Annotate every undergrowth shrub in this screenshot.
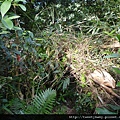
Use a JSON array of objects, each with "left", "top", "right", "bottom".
[{"left": 1, "top": 0, "right": 120, "bottom": 115}]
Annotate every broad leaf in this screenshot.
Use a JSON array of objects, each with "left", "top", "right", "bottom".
[
  {"left": 9, "top": 15, "right": 20, "bottom": 19},
  {"left": 2, "top": 17, "right": 13, "bottom": 29},
  {"left": 28, "top": 31, "right": 34, "bottom": 38},
  {"left": 13, "top": 26, "right": 22, "bottom": 30},
  {"left": 18, "top": 4, "right": 26, "bottom": 11},
  {"left": 116, "top": 34, "right": 120, "bottom": 42},
  {"left": 0, "top": 31, "right": 10, "bottom": 34},
  {"left": 53, "top": 70, "right": 60, "bottom": 73},
  {"left": 112, "top": 67, "right": 120, "bottom": 74},
  {"left": 107, "top": 104, "right": 120, "bottom": 110},
  {"left": 104, "top": 53, "right": 120, "bottom": 58},
  {"left": 0, "top": 84, "right": 6, "bottom": 89},
  {"left": 1, "top": 0, "right": 12, "bottom": 18},
  {"left": 116, "top": 81, "right": 120, "bottom": 87},
  {"left": 14, "top": 0, "right": 26, "bottom": 3},
  {"left": 96, "top": 107, "right": 117, "bottom": 114},
  {"left": 63, "top": 78, "right": 70, "bottom": 91}
]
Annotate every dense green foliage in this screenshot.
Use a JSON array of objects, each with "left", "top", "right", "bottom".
[{"left": 0, "top": 0, "right": 120, "bottom": 115}]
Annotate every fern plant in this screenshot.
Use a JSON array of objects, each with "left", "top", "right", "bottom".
[{"left": 25, "top": 88, "right": 56, "bottom": 114}]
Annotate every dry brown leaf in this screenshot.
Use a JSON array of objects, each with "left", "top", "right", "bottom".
[
  {"left": 88, "top": 69, "right": 116, "bottom": 88},
  {"left": 88, "top": 69, "right": 120, "bottom": 99}
]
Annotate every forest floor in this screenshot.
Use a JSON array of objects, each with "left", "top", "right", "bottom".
[{"left": 52, "top": 33, "right": 120, "bottom": 114}]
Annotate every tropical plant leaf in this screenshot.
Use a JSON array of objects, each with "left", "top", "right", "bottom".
[
  {"left": 116, "top": 82, "right": 120, "bottom": 87},
  {"left": 116, "top": 34, "right": 120, "bottom": 42},
  {"left": 96, "top": 107, "right": 117, "bottom": 114},
  {"left": 107, "top": 104, "right": 120, "bottom": 111},
  {"left": 63, "top": 78, "right": 70, "bottom": 92},
  {"left": 0, "top": 0, "right": 12, "bottom": 18},
  {"left": 18, "top": 4, "right": 26, "bottom": 11},
  {"left": 31, "top": 88, "right": 56, "bottom": 114},
  {"left": 2, "top": 17, "right": 13, "bottom": 29},
  {"left": 2, "top": 106, "right": 13, "bottom": 114},
  {"left": 104, "top": 53, "right": 120, "bottom": 58},
  {"left": 0, "top": 31, "right": 10, "bottom": 34},
  {"left": 14, "top": 0, "right": 26, "bottom": 3},
  {"left": 2, "top": 98, "right": 26, "bottom": 114},
  {"left": 13, "top": 26, "right": 22, "bottom": 30},
  {"left": 9, "top": 15, "right": 20, "bottom": 20},
  {"left": 112, "top": 67, "right": 120, "bottom": 74},
  {"left": 0, "top": 84, "right": 6, "bottom": 89}
]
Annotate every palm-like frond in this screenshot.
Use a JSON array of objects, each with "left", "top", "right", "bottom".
[{"left": 29, "top": 88, "right": 56, "bottom": 114}]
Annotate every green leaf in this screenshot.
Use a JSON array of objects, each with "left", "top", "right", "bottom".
[
  {"left": 11, "top": 43, "right": 18, "bottom": 47},
  {"left": 96, "top": 107, "right": 117, "bottom": 114},
  {"left": 9, "top": 15, "right": 20, "bottom": 19},
  {"left": 30, "top": 88, "right": 56, "bottom": 114},
  {"left": 81, "top": 73, "right": 86, "bottom": 83},
  {"left": 104, "top": 30, "right": 116, "bottom": 37},
  {"left": 0, "top": 84, "right": 6, "bottom": 89},
  {"left": 18, "top": 4, "right": 26, "bottom": 11},
  {"left": 0, "top": 0, "right": 12, "bottom": 18},
  {"left": 53, "top": 70, "right": 60, "bottom": 74},
  {"left": 116, "top": 34, "right": 120, "bottom": 42},
  {"left": 28, "top": 31, "right": 34, "bottom": 38},
  {"left": 0, "top": 31, "right": 10, "bottom": 34},
  {"left": 104, "top": 53, "right": 120, "bottom": 58},
  {"left": 2, "top": 106, "right": 13, "bottom": 114},
  {"left": 14, "top": 50, "right": 21, "bottom": 55},
  {"left": 13, "top": 26, "right": 22, "bottom": 30},
  {"left": 80, "top": 73, "right": 86, "bottom": 87},
  {"left": 2, "top": 17, "right": 13, "bottom": 29},
  {"left": 112, "top": 67, "right": 120, "bottom": 74},
  {"left": 14, "top": 0, "right": 26, "bottom": 3},
  {"left": 116, "top": 81, "right": 120, "bottom": 87},
  {"left": 107, "top": 104, "right": 120, "bottom": 110},
  {"left": 63, "top": 78, "right": 70, "bottom": 91}
]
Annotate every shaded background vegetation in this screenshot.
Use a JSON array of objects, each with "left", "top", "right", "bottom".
[{"left": 0, "top": 0, "right": 120, "bottom": 114}]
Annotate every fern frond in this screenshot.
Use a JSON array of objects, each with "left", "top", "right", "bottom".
[
  {"left": 63, "top": 78, "right": 70, "bottom": 92},
  {"left": 32, "top": 88, "right": 56, "bottom": 114}
]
